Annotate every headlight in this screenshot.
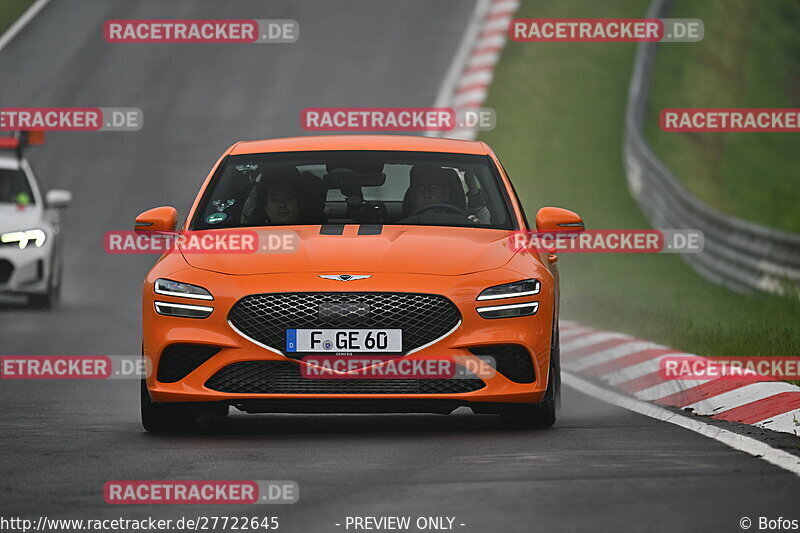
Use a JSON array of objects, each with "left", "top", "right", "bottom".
[
  {"left": 477, "top": 279, "right": 540, "bottom": 301},
  {"left": 477, "top": 301, "right": 539, "bottom": 319},
  {"left": 154, "top": 278, "right": 213, "bottom": 300},
  {"left": 0, "top": 229, "right": 46, "bottom": 249},
  {"left": 154, "top": 301, "right": 214, "bottom": 319}
]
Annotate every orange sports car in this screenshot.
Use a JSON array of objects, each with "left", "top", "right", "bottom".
[{"left": 137, "top": 135, "right": 583, "bottom": 432}]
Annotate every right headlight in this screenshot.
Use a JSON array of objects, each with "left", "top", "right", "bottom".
[
  {"left": 154, "top": 301, "right": 214, "bottom": 319},
  {"left": 0, "top": 229, "right": 47, "bottom": 249},
  {"left": 476, "top": 301, "right": 539, "bottom": 319},
  {"left": 154, "top": 278, "right": 213, "bottom": 300},
  {"left": 477, "top": 279, "right": 540, "bottom": 301}
]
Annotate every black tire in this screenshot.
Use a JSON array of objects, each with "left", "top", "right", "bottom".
[
  {"left": 28, "top": 278, "right": 58, "bottom": 309},
  {"left": 28, "top": 290, "right": 55, "bottom": 309},
  {"left": 552, "top": 325, "right": 562, "bottom": 409},
  {"left": 500, "top": 325, "right": 560, "bottom": 429},
  {"left": 28, "top": 254, "right": 61, "bottom": 309},
  {"left": 500, "top": 372, "right": 556, "bottom": 429},
  {"left": 140, "top": 378, "right": 198, "bottom": 433}
]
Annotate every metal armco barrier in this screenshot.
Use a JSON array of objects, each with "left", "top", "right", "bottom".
[{"left": 623, "top": 0, "right": 800, "bottom": 296}]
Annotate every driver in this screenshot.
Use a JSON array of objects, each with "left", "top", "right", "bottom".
[
  {"left": 409, "top": 163, "right": 448, "bottom": 208},
  {"left": 407, "top": 164, "right": 490, "bottom": 224}
]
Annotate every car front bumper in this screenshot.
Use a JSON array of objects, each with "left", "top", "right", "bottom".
[
  {"left": 0, "top": 242, "right": 52, "bottom": 295},
  {"left": 142, "top": 269, "right": 555, "bottom": 407}
]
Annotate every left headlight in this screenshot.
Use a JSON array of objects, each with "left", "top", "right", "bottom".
[
  {"left": 477, "top": 279, "right": 540, "bottom": 301},
  {"left": 154, "top": 278, "right": 214, "bottom": 300},
  {"left": 0, "top": 229, "right": 46, "bottom": 249}
]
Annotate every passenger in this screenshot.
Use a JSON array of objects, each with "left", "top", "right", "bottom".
[
  {"left": 264, "top": 178, "right": 304, "bottom": 225},
  {"left": 241, "top": 176, "right": 304, "bottom": 225}
]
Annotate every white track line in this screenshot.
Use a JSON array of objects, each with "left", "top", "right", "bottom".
[
  {"left": 564, "top": 371, "right": 800, "bottom": 477},
  {"left": 0, "top": 0, "right": 51, "bottom": 53}
]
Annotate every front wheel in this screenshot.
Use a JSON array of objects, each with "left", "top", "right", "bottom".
[
  {"left": 500, "top": 327, "right": 559, "bottom": 429},
  {"left": 140, "top": 379, "right": 198, "bottom": 433},
  {"left": 28, "top": 277, "right": 60, "bottom": 309},
  {"left": 28, "top": 289, "right": 56, "bottom": 309},
  {"left": 28, "top": 255, "right": 62, "bottom": 309},
  {"left": 500, "top": 369, "right": 557, "bottom": 429}
]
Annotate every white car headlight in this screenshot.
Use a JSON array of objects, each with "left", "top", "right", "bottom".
[
  {"left": 154, "top": 278, "right": 214, "bottom": 300},
  {"left": 477, "top": 279, "right": 540, "bottom": 301},
  {"left": 0, "top": 229, "right": 47, "bottom": 249},
  {"left": 154, "top": 301, "right": 214, "bottom": 319},
  {"left": 477, "top": 301, "right": 539, "bottom": 319}
]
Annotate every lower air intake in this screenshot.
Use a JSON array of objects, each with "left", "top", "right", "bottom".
[
  {"left": 205, "top": 361, "right": 485, "bottom": 394},
  {"left": 469, "top": 345, "right": 536, "bottom": 383},
  {"left": 157, "top": 344, "right": 220, "bottom": 383}
]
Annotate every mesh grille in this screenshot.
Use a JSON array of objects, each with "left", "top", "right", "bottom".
[
  {"left": 470, "top": 345, "right": 535, "bottom": 383},
  {"left": 157, "top": 344, "right": 220, "bottom": 383},
  {"left": 205, "top": 361, "right": 485, "bottom": 394},
  {"left": 228, "top": 292, "right": 461, "bottom": 355}
]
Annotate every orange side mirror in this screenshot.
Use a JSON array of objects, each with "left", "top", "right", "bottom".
[
  {"left": 135, "top": 206, "right": 178, "bottom": 233},
  {"left": 536, "top": 207, "right": 584, "bottom": 262},
  {"left": 535, "top": 207, "right": 584, "bottom": 233}
]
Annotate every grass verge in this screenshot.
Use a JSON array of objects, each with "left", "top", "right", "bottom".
[
  {"left": 482, "top": 0, "right": 800, "bottom": 360},
  {"left": 645, "top": 0, "right": 800, "bottom": 232}
]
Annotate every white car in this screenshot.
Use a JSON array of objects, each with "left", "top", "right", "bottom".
[{"left": 0, "top": 135, "right": 71, "bottom": 308}]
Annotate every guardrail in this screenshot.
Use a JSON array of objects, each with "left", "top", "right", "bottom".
[{"left": 623, "top": 0, "right": 800, "bottom": 297}]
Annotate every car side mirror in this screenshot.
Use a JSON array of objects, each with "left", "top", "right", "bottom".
[
  {"left": 535, "top": 207, "right": 584, "bottom": 233},
  {"left": 45, "top": 189, "right": 72, "bottom": 209},
  {"left": 135, "top": 206, "right": 178, "bottom": 232},
  {"left": 535, "top": 207, "right": 584, "bottom": 264}
]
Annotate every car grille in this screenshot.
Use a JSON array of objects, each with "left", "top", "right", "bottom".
[
  {"left": 228, "top": 292, "right": 461, "bottom": 355},
  {"left": 157, "top": 344, "right": 220, "bottom": 383},
  {"left": 205, "top": 361, "right": 485, "bottom": 394},
  {"left": 469, "top": 345, "right": 536, "bottom": 383},
  {"left": 0, "top": 259, "right": 13, "bottom": 284}
]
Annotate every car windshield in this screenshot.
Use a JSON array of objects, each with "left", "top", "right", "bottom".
[
  {"left": 0, "top": 168, "right": 35, "bottom": 205},
  {"left": 193, "top": 150, "right": 515, "bottom": 230}
]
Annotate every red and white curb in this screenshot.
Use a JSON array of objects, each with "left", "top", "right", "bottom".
[
  {"left": 560, "top": 321, "right": 800, "bottom": 436},
  {"left": 427, "top": 0, "right": 520, "bottom": 140}
]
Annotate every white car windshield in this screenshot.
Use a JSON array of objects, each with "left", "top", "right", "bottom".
[{"left": 0, "top": 168, "right": 35, "bottom": 205}]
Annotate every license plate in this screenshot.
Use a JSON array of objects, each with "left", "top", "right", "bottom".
[{"left": 286, "top": 329, "right": 402, "bottom": 353}]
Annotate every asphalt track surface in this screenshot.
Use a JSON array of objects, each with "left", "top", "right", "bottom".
[{"left": 0, "top": 1, "right": 798, "bottom": 532}]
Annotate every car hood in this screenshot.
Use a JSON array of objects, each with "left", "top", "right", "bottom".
[
  {"left": 0, "top": 204, "right": 43, "bottom": 234},
  {"left": 180, "top": 225, "right": 519, "bottom": 276}
]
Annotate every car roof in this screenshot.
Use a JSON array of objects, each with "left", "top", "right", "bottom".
[{"left": 229, "top": 135, "right": 492, "bottom": 156}]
